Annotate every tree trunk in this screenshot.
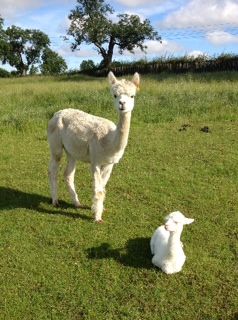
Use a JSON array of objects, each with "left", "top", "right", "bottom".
[
  {"left": 101, "top": 54, "right": 113, "bottom": 69},
  {"left": 100, "top": 37, "right": 115, "bottom": 69}
]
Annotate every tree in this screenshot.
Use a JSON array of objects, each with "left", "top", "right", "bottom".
[
  {"left": 2, "top": 26, "right": 50, "bottom": 75},
  {"left": 40, "top": 48, "right": 67, "bottom": 75},
  {"left": 67, "top": 0, "right": 161, "bottom": 69},
  {"left": 0, "top": 16, "right": 7, "bottom": 61},
  {"left": 80, "top": 59, "right": 96, "bottom": 71}
]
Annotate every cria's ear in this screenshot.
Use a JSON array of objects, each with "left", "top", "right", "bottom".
[
  {"left": 132, "top": 72, "right": 140, "bottom": 90},
  {"left": 184, "top": 218, "right": 194, "bottom": 225},
  {"left": 108, "top": 71, "right": 117, "bottom": 85}
]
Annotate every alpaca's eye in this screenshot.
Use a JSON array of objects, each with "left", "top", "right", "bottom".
[
  {"left": 114, "top": 94, "right": 117, "bottom": 98},
  {"left": 131, "top": 95, "right": 135, "bottom": 98}
]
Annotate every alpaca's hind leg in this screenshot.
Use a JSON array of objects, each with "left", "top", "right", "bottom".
[
  {"left": 64, "top": 155, "right": 80, "bottom": 207},
  {"left": 92, "top": 165, "right": 104, "bottom": 222},
  {"left": 48, "top": 155, "right": 61, "bottom": 206}
]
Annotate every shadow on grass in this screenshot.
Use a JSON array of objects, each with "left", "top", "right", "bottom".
[
  {"left": 0, "top": 186, "right": 92, "bottom": 221},
  {"left": 86, "top": 237, "right": 153, "bottom": 269}
]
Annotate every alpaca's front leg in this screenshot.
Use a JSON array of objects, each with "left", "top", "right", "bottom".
[
  {"left": 92, "top": 165, "right": 105, "bottom": 222},
  {"left": 101, "top": 163, "right": 114, "bottom": 189}
]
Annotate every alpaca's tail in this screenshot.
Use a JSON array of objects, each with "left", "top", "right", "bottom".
[{"left": 47, "top": 112, "right": 63, "bottom": 161}]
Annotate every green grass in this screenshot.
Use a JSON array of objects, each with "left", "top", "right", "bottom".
[{"left": 0, "top": 72, "right": 237, "bottom": 320}]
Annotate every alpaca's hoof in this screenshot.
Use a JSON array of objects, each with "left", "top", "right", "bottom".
[
  {"left": 52, "top": 201, "right": 59, "bottom": 207},
  {"left": 95, "top": 219, "right": 104, "bottom": 223},
  {"left": 74, "top": 202, "right": 81, "bottom": 208}
]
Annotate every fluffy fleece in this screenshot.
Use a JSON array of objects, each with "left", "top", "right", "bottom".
[
  {"left": 47, "top": 72, "right": 140, "bottom": 222},
  {"left": 150, "top": 211, "right": 194, "bottom": 274}
]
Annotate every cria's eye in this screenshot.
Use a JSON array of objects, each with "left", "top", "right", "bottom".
[
  {"left": 114, "top": 94, "right": 117, "bottom": 98},
  {"left": 131, "top": 95, "right": 135, "bottom": 98}
]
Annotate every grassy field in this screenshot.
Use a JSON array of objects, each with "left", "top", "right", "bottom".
[{"left": 0, "top": 72, "right": 237, "bottom": 320}]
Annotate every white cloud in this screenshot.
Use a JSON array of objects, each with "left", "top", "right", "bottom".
[
  {"left": 0, "top": 0, "right": 71, "bottom": 20},
  {"left": 57, "top": 45, "right": 99, "bottom": 59},
  {"left": 123, "top": 39, "right": 183, "bottom": 58},
  {"left": 0, "top": 0, "right": 41, "bottom": 19},
  {"left": 187, "top": 50, "right": 204, "bottom": 57},
  {"left": 206, "top": 30, "right": 238, "bottom": 45},
  {"left": 187, "top": 50, "right": 209, "bottom": 59},
  {"left": 161, "top": 0, "right": 238, "bottom": 28},
  {"left": 116, "top": 0, "right": 165, "bottom": 7}
]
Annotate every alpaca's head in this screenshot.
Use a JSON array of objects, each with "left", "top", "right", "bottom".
[
  {"left": 108, "top": 72, "right": 140, "bottom": 113},
  {"left": 164, "top": 211, "right": 194, "bottom": 233}
]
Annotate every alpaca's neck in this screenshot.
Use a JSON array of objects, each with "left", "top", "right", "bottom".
[
  {"left": 113, "top": 112, "right": 131, "bottom": 151},
  {"left": 167, "top": 231, "right": 182, "bottom": 257}
]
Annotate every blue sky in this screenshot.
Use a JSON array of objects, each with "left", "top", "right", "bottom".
[{"left": 1, "top": 0, "right": 238, "bottom": 71}]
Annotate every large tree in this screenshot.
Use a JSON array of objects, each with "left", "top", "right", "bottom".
[
  {"left": 2, "top": 26, "right": 50, "bottom": 75},
  {"left": 41, "top": 48, "right": 67, "bottom": 75},
  {"left": 67, "top": 0, "right": 161, "bottom": 69}
]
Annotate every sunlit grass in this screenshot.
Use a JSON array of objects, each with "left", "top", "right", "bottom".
[{"left": 0, "top": 72, "right": 237, "bottom": 319}]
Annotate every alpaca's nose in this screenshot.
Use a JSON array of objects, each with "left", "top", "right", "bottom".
[
  {"left": 119, "top": 100, "right": 125, "bottom": 106},
  {"left": 119, "top": 100, "right": 126, "bottom": 110}
]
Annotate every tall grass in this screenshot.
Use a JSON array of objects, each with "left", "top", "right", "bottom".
[{"left": 0, "top": 72, "right": 237, "bottom": 320}]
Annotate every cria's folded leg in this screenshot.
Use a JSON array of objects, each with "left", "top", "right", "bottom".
[
  {"left": 64, "top": 154, "right": 80, "bottom": 207},
  {"left": 92, "top": 165, "right": 105, "bottom": 222}
]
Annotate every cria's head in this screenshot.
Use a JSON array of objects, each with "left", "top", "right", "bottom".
[
  {"left": 108, "top": 72, "right": 140, "bottom": 114},
  {"left": 164, "top": 211, "right": 194, "bottom": 232}
]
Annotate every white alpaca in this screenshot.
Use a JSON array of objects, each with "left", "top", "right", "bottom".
[
  {"left": 150, "top": 211, "right": 194, "bottom": 274},
  {"left": 47, "top": 72, "right": 140, "bottom": 222}
]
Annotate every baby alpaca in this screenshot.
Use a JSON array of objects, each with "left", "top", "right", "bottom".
[
  {"left": 47, "top": 72, "right": 140, "bottom": 222},
  {"left": 150, "top": 211, "right": 194, "bottom": 274}
]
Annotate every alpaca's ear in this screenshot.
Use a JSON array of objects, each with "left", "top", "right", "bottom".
[
  {"left": 184, "top": 218, "right": 194, "bottom": 225},
  {"left": 108, "top": 71, "right": 117, "bottom": 85},
  {"left": 132, "top": 72, "right": 140, "bottom": 90}
]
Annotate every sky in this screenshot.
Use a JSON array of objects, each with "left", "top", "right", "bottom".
[{"left": 1, "top": 0, "right": 238, "bottom": 71}]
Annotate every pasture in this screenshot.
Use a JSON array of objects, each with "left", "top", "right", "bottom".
[{"left": 0, "top": 72, "right": 237, "bottom": 320}]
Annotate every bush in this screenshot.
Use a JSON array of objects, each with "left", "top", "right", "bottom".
[{"left": 0, "top": 67, "right": 10, "bottom": 77}]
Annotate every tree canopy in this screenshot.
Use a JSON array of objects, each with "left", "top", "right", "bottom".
[
  {"left": 0, "top": 19, "right": 67, "bottom": 76},
  {"left": 1, "top": 26, "right": 50, "bottom": 75},
  {"left": 67, "top": 0, "right": 161, "bottom": 69},
  {"left": 40, "top": 48, "right": 67, "bottom": 75}
]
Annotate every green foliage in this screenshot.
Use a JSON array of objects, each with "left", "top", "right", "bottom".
[
  {"left": 40, "top": 48, "right": 67, "bottom": 75},
  {"left": 0, "top": 16, "right": 7, "bottom": 61},
  {"left": 80, "top": 59, "right": 97, "bottom": 71},
  {"left": 2, "top": 25, "right": 50, "bottom": 75},
  {"left": 0, "top": 73, "right": 237, "bottom": 319},
  {"left": 0, "top": 67, "right": 10, "bottom": 77},
  {"left": 29, "top": 65, "right": 38, "bottom": 75},
  {"left": 115, "top": 14, "right": 160, "bottom": 53},
  {"left": 68, "top": 0, "right": 160, "bottom": 68}
]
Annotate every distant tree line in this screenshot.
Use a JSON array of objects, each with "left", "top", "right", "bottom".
[
  {"left": 0, "top": 16, "right": 67, "bottom": 76},
  {"left": 78, "top": 54, "right": 238, "bottom": 77}
]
